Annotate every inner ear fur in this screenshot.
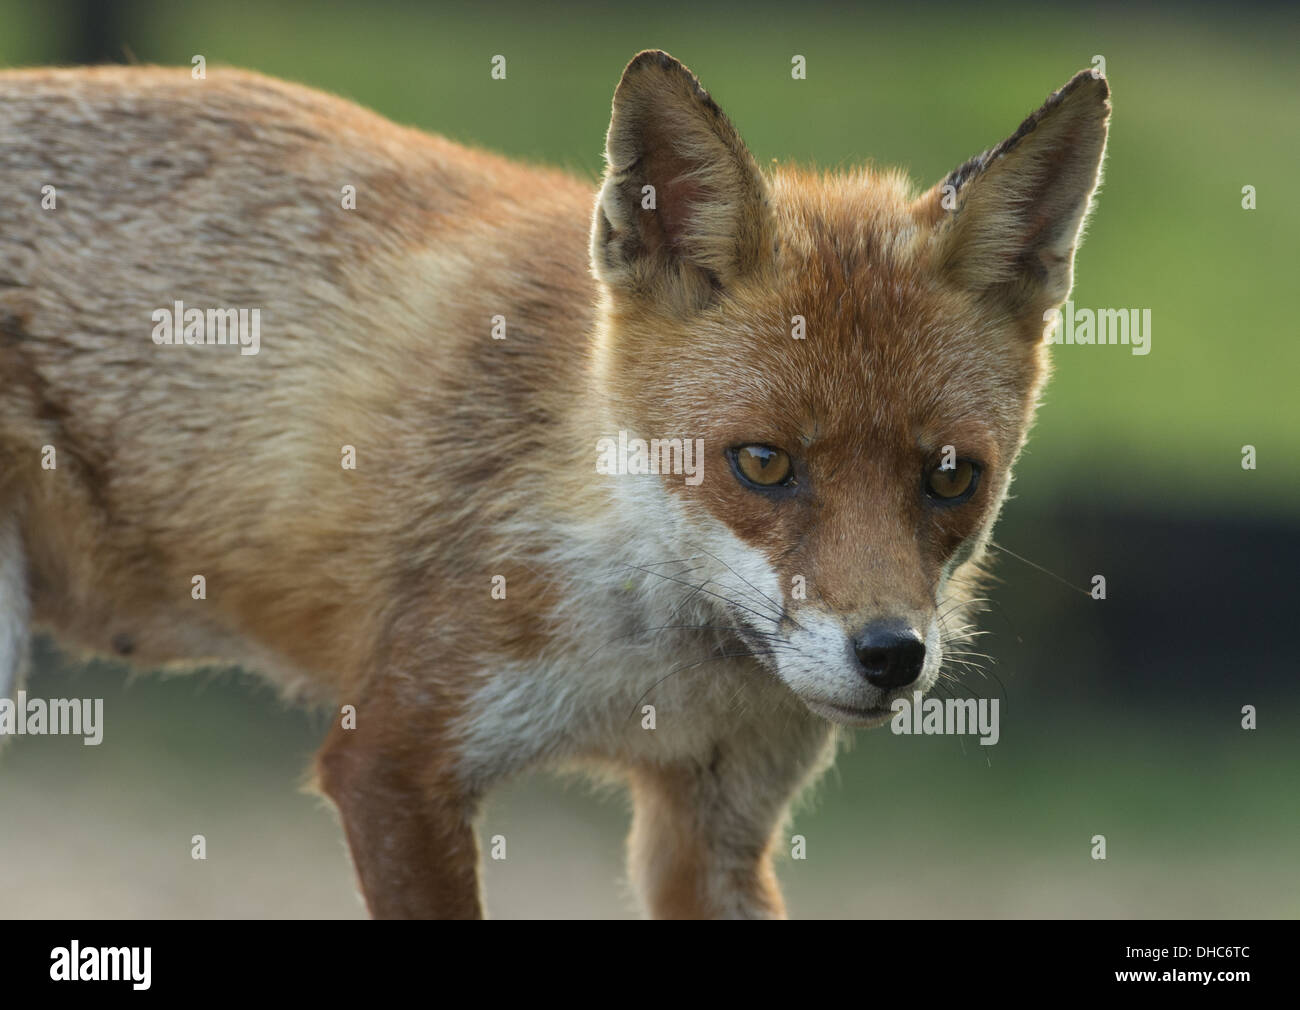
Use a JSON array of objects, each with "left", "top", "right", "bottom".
[
  {"left": 924, "top": 70, "right": 1111, "bottom": 320},
  {"left": 590, "top": 49, "right": 773, "bottom": 313}
]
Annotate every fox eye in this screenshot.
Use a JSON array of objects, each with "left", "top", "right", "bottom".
[
  {"left": 730, "top": 445, "right": 794, "bottom": 488},
  {"left": 926, "top": 459, "right": 979, "bottom": 503}
]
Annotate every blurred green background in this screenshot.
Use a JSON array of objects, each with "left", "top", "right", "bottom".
[{"left": 0, "top": 0, "right": 1295, "bottom": 918}]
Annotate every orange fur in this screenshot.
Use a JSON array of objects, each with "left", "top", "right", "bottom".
[{"left": 0, "top": 53, "right": 1109, "bottom": 918}]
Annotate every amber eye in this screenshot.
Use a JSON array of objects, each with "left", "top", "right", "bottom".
[
  {"left": 730, "top": 445, "right": 794, "bottom": 488},
  {"left": 926, "top": 459, "right": 979, "bottom": 503}
]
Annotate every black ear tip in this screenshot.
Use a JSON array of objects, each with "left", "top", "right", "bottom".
[
  {"left": 1062, "top": 68, "right": 1111, "bottom": 105},
  {"left": 623, "top": 49, "right": 686, "bottom": 78},
  {"left": 615, "top": 50, "right": 716, "bottom": 115}
]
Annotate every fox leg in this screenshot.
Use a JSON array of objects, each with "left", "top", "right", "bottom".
[
  {"left": 0, "top": 513, "right": 29, "bottom": 701},
  {"left": 627, "top": 719, "right": 835, "bottom": 920},
  {"left": 314, "top": 692, "right": 483, "bottom": 919}
]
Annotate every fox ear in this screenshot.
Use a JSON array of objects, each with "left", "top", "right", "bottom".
[
  {"left": 591, "top": 50, "right": 772, "bottom": 313},
  {"left": 926, "top": 70, "right": 1110, "bottom": 319}
]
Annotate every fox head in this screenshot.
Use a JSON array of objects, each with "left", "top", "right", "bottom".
[{"left": 590, "top": 51, "right": 1109, "bottom": 725}]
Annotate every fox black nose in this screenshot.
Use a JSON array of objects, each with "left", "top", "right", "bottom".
[{"left": 853, "top": 622, "right": 926, "bottom": 689}]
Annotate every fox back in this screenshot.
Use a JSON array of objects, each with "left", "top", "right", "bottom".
[{"left": 0, "top": 52, "right": 1108, "bottom": 918}]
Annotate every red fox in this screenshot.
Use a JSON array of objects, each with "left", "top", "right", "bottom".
[{"left": 0, "top": 51, "right": 1109, "bottom": 918}]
